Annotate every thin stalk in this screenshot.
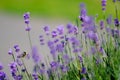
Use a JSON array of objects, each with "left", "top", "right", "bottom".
[
  {"left": 21, "top": 58, "right": 32, "bottom": 80},
  {"left": 27, "top": 24, "right": 32, "bottom": 50}
]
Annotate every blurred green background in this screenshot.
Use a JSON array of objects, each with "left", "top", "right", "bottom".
[{"left": 0, "top": 0, "right": 120, "bottom": 21}]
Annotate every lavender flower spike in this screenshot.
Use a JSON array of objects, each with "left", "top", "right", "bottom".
[
  {"left": 23, "top": 12, "right": 30, "bottom": 24},
  {"left": 101, "top": 0, "right": 107, "bottom": 11}
]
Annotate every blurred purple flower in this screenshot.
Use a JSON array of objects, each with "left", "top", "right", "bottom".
[
  {"left": 81, "top": 67, "right": 87, "bottom": 74},
  {"left": 14, "top": 44, "right": 20, "bottom": 52},
  {"left": 60, "top": 65, "right": 68, "bottom": 72},
  {"left": 87, "top": 31, "right": 99, "bottom": 42},
  {"left": 113, "top": 0, "right": 116, "bottom": 2},
  {"left": 43, "top": 26, "right": 50, "bottom": 35},
  {"left": 101, "top": 0, "right": 107, "bottom": 11},
  {"left": 0, "top": 71, "right": 6, "bottom": 80},
  {"left": 56, "top": 43, "right": 64, "bottom": 52},
  {"left": 32, "top": 46, "right": 40, "bottom": 63},
  {"left": 25, "top": 26, "right": 31, "bottom": 31},
  {"left": 0, "top": 63, "right": 3, "bottom": 70},
  {"left": 23, "top": 12, "right": 30, "bottom": 24},
  {"left": 100, "top": 20, "right": 104, "bottom": 30},
  {"left": 57, "top": 25, "right": 64, "bottom": 35},
  {"left": 63, "top": 54, "right": 70, "bottom": 64},
  {"left": 106, "top": 15, "right": 112, "bottom": 25},
  {"left": 50, "top": 61, "right": 58, "bottom": 70},
  {"left": 78, "top": 55, "right": 83, "bottom": 63},
  {"left": 8, "top": 48, "right": 13, "bottom": 55},
  {"left": 70, "top": 37, "right": 80, "bottom": 46},
  {"left": 51, "top": 30, "right": 57, "bottom": 38},
  {"left": 80, "top": 3, "right": 87, "bottom": 17},
  {"left": 114, "top": 18, "right": 119, "bottom": 27},
  {"left": 32, "top": 73, "right": 38, "bottom": 80}
]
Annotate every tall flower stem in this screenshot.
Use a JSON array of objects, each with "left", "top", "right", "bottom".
[
  {"left": 27, "top": 24, "right": 32, "bottom": 50},
  {"left": 21, "top": 58, "right": 32, "bottom": 80}
]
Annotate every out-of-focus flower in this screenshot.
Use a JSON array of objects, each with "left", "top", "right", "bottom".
[
  {"left": 87, "top": 31, "right": 99, "bottom": 42},
  {"left": 32, "top": 73, "right": 38, "bottom": 80},
  {"left": 100, "top": 20, "right": 104, "bottom": 30},
  {"left": 106, "top": 15, "right": 112, "bottom": 25},
  {"left": 8, "top": 48, "right": 13, "bottom": 55},
  {"left": 51, "top": 30, "right": 57, "bottom": 38},
  {"left": 43, "top": 26, "right": 50, "bottom": 35},
  {"left": 50, "top": 61, "right": 58, "bottom": 70},
  {"left": 114, "top": 18, "right": 119, "bottom": 27},
  {"left": 81, "top": 67, "right": 87, "bottom": 74},
  {"left": 101, "top": 0, "right": 107, "bottom": 11},
  {"left": 32, "top": 46, "right": 40, "bottom": 63},
  {"left": 56, "top": 43, "right": 64, "bottom": 52},
  {"left": 0, "top": 63, "right": 3, "bottom": 70},
  {"left": 57, "top": 25, "right": 64, "bottom": 35},
  {"left": 25, "top": 26, "right": 31, "bottom": 31},
  {"left": 23, "top": 12, "right": 30, "bottom": 24},
  {"left": 60, "top": 65, "right": 68, "bottom": 72},
  {"left": 0, "top": 71, "right": 6, "bottom": 80},
  {"left": 80, "top": 3, "right": 87, "bottom": 17},
  {"left": 14, "top": 44, "right": 20, "bottom": 52}
]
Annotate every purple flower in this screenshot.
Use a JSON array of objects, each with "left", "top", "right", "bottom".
[
  {"left": 60, "top": 65, "right": 68, "bottom": 72},
  {"left": 63, "top": 54, "right": 70, "bottom": 64},
  {"left": 9, "top": 62, "right": 17, "bottom": 70},
  {"left": 44, "top": 26, "right": 49, "bottom": 32},
  {"left": 106, "top": 15, "right": 112, "bottom": 25},
  {"left": 80, "top": 3, "right": 87, "bottom": 17},
  {"left": 54, "top": 39, "right": 59, "bottom": 43},
  {"left": 113, "top": 0, "right": 116, "bottom": 2},
  {"left": 81, "top": 67, "right": 87, "bottom": 74},
  {"left": 14, "top": 44, "right": 20, "bottom": 52},
  {"left": 56, "top": 43, "right": 64, "bottom": 52},
  {"left": 87, "top": 31, "right": 99, "bottom": 42},
  {"left": 70, "top": 37, "right": 80, "bottom": 46},
  {"left": 57, "top": 25, "right": 64, "bottom": 35},
  {"left": 50, "top": 61, "right": 58, "bottom": 70},
  {"left": 78, "top": 56, "right": 83, "bottom": 63},
  {"left": 25, "top": 26, "right": 31, "bottom": 31},
  {"left": 47, "top": 40, "right": 54, "bottom": 49},
  {"left": 32, "top": 46, "right": 40, "bottom": 63},
  {"left": 32, "top": 73, "right": 38, "bottom": 80},
  {"left": 43, "top": 26, "right": 50, "bottom": 35},
  {"left": 51, "top": 30, "right": 57, "bottom": 38},
  {"left": 73, "top": 26, "right": 79, "bottom": 34},
  {"left": 8, "top": 48, "right": 13, "bottom": 55},
  {"left": 91, "top": 46, "right": 97, "bottom": 54},
  {"left": 17, "top": 75, "right": 23, "bottom": 80},
  {"left": 101, "top": 0, "right": 107, "bottom": 11},
  {"left": 23, "top": 12, "right": 30, "bottom": 24},
  {"left": 0, "top": 71, "right": 6, "bottom": 80},
  {"left": 0, "top": 63, "right": 3, "bottom": 70},
  {"left": 100, "top": 20, "right": 104, "bottom": 29},
  {"left": 114, "top": 18, "right": 119, "bottom": 27},
  {"left": 66, "top": 23, "right": 73, "bottom": 29}
]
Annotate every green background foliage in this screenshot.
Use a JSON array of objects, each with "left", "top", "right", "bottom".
[{"left": 0, "top": 0, "right": 119, "bottom": 20}]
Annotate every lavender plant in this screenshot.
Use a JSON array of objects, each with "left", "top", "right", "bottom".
[{"left": 0, "top": 1, "right": 120, "bottom": 80}]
